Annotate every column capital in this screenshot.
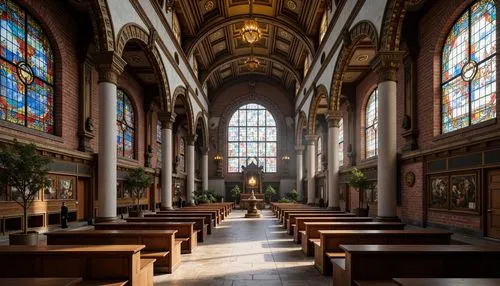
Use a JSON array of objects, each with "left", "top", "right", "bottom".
[
  {"left": 304, "top": 134, "right": 319, "bottom": 145},
  {"left": 201, "top": 147, "right": 210, "bottom": 155},
  {"left": 92, "top": 51, "right": 127, "bottom": 84},
  {"left": 159, "top": 112, "right": 176, "bottom": 129},
  {"left": 326, "top": 110, "right": 342, "bottom": 128},
  {"left": 186, "top": 134, "right": 198, "bottom": 145},
  {"left": 371, "top": 51, "right": 405, "bottom": 82},
  {"left": 295, "top": 145, "right": 305, "bottom": 154}
]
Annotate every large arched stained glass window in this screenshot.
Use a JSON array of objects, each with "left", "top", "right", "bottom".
[
  {"left": 117, "top": 89, "right": 135, "bottom": 159},
  {"left": 442, "top": 0, "right": 496, "bottom": 133},
  {"left": 365, "top": 88, "right": 378, "bottom": 158},
  {"left": 228, "top": 103, "right": 277, "bottom": 173},
  {"left": 0, "top": 0, "right": 54, "bottom": 133},
  {"left": 338, "top": 118, "right": 344, "bottom": 166}
]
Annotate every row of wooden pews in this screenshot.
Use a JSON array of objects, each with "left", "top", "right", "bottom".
[
  {"left": 272, "top": 202, "right": 500, "bottom": 286},
  {"left": 0, "top": 202, "right": 233, "bottom": 286}
]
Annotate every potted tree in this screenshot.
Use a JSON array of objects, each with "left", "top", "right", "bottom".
[
  {"left": 0, "top": 140, "right": 51, "bottom": 245},
  {"left": 285, "top": 189, "right": 299, "bottom": 202},
  {"left": 264, "top": 185, "right": 277, "bottom": 204},
  {"left": 348, "top": 168, "right": 375, "bottom": 217},
  {"left": 230, "top": 185, "right": 241, "bottom": 206},
  {"left": 124, "top": 167, "right": 152, "bottom": 217}
]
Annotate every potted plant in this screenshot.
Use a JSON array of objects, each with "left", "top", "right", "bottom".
[
  {"left": 124, "top": 167, "right": 152, "bottom": 217},
  {"left": 230, "top": 185, "right": 241, "bottom": 205},
  {"left": 264, "top": 185, "right": 277, "bottom": 204},
  {"left": 348, "top": 168, "right": 375, "bottom": 217},
  {"left": 0, "top": 140, "right": 52, "bottom": 245},
  {"left": 285, "top": 189, "right": 299, "bottom": 202}
]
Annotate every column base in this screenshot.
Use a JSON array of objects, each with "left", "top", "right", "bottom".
[
  {"left": 307, "top": 203, "right": 315, "bottom": 206},
  {"left": 160, "top": 206, "right": 175, "bottom": 211},
  {"left": 374, "top": 216, "right": 401, "bottom": 222},
  {"left": 95, "top": 216, "right": 120, "bottom": 223},
  {"left": 327, "top": 206, "right": 341, "bottom": 211}
]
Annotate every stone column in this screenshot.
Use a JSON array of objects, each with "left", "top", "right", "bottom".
[
  {"left": 202, "top": 148, "right": 209, "bottom": 191},
  {"left": 186, "top": 134, "right": 197, "bottom": 205},
  {"left": 295, "top": 146, "right": 305, "bottom": 200},
  {"left": 305, "top": 135, "right": 318, "bottom": 205},
  {"left": 327, "top": 111, "right": 341, "bottom": 210},
  {"left": 93, "top": 51, "right": 126, "bottom": 221},
  {"left": 160, "top": 113, "right": 176, "bottom": 210},
  {"left": 372, "top": 51, "right": 404, "bottom": 221}
]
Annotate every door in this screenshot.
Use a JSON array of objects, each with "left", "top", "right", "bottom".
[
  {"left": 77, "top": 178, "right": 87, "bottom": 221},
  {"left": 488, "top": 170, "right": 500, "bottom": 239}
]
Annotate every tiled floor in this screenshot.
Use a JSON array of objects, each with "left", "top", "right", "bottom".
[{"left": 155, "top": 209, "right": 331, "bottom": 286}]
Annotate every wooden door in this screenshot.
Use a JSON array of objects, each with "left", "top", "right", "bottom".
[
  {"left": 77, "top": 178, "right": 87, "bottom": 221},
  {"left": 487, "top": 170, "right": 500, "bottom": 239}
]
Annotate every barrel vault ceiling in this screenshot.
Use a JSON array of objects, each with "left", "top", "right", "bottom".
[{"left": 173, "top": 0, "right": 329, "bottom": 97}]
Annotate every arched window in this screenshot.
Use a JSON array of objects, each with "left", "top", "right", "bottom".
[
  {"left": 441, "top": 0, "right": 496, "bottom": 133},
  {"left": 157, "top": 120, "right": 162, "bottom": 164},
  {"left": 365, "top": 88, "right": 378, "bottom": 158},
  {"left": 178, "top": 137, "right": 185, "bottom": 172},
  {"left": 319, "top": 11, "right": 328, "bottom": 43},
  {"left": 338, "top": 118, "right": 344, "bottom": 166},
  {"left": 117, "top": 89, "right": 135, "bottom": 159},
  {"left": 0, "top": 0, "right": 54, "bottom": 133},
  {"left": 227, "top": 103, "right": 277, "bottom": 173},
  {"left": 316, "top": 136, "right": 322, "bottom": 172}
]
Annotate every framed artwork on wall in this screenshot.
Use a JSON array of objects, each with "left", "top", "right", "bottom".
[
  {"left": 429, "top": 176, "right": 449, "bottom": 209},
  {"left": 58, "top": 177, "right": 75, "bottom": 200},
  {"left": 450, "top": 173, "right": 478, "bottom": 211}
]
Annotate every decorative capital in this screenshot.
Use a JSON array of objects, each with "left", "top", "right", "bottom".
[
  {"left": 304, "top": 134, "right": 319, "bottom": 145},
  {"left": 295, "top": 145, "right": 305, "bottom": 155},
  {"left": 158, "top": 112, "right": 176, "bottom": 129},
  {"left": 186, "top": 134, "right": 198, "bottom": 145},
  {"left": 92, "top": 51, "right": 127, "bottom": 84},
  {"left": 326, "top": 110, "right": 341, "bottom": 128},
  {"left": 201, "top": 147, "right": 210, "bottom": 155},
  {"left": 371, "top": 51, "right": 405, "bottom": 82}
]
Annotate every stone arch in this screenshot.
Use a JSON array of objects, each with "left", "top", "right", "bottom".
[
  {"left": 307, "top": 84, "right": 329, "bottom": 135},
  {"left": 172, "top": 86, "right": 195, "bottom": 137},
  {"left": 194, "top": 112, "right": 209, "bottom": 150},
  {"left": 295, "top": 111, "right": 307, "bottom": 146},
  {"left": 88, "top": 0, "right": 115, "bottom": 51},
  {"left": 115, "top": 23, "right": 171, "bottom": 112},
  {"left": 329, "top": 21, "right": 379, "bottom": 112}
]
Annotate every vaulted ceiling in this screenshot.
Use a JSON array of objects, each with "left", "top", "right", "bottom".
[{"left": 173, "top": 0, "right": 329, "bottom": 97}]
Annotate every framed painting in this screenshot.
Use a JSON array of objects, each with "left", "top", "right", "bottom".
[
  {"left": 450, "top": 173, "right": 478, "bottom": 211},
  {"left": 58, "top": 177, "right": 75, "bottom": 200},
  {"left": 429, "top": 176, "right": 449, "bottom": 209}
]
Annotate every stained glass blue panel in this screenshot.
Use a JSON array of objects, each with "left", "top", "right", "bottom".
[
  {"left": 247, "top": 109, "right": 258, "bottom": 126},
  {"left": 247, "top": 127, "right": 257, "bottom": 141},
  {"left": 247, "top": 142, "right": 257, "bottom": 157},
  {"left": 0, "top": 0, "right": 25, "bottom": 64},
  {"left": 228, "top": 158, "right": 239, "bottom": 173},
  {"left": 471, "top": 57, "right": 496, "bottom": 124},
  {"left": 365, "top": 89, "right": 378, "bottom": 158},
  {"left": 26, "top": 77, "right": 53, "bottom": 132},
  {"left": 228, "top": 142, "right": 238, "bottom": 157},
  {"left": 117, "top": 89, "right": 135, "bottom": 159},
  {"left": 228, "top": 127, "right": 238, "bottom": 141},
  {"left": 27, "top": 16, "right": 53, "bottom": 84},
  {"left": 157, "top": 120, "right": 162, "bottom": 143}
]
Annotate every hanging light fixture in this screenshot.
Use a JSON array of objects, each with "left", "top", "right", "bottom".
[
  {"left": 245, "top": 45, "right": 260, "bottom": 71},
  {"left": 241, "top": 0, "right": 261, "bottom": 45}
]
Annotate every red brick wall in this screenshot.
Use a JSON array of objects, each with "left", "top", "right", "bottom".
[
  {"left": 428, "top": 211, "right": 481, "bottom": 232},
  {"left": 398, "top": 162, "right": 424, "bottom": 225}
]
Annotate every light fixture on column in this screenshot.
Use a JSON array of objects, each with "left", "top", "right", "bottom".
[
  {"left": 240, "top": 0, "right": 261, "bottom": 45},
  {"left": 214, "top": 153, "right": 223, "bottom": 178}
]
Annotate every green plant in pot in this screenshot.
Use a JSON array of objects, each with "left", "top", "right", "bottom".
[
  {"left": 230, "top": 185, "right": 241, "bottom": 205},
  {"left": 124, "top": 167, "right": 152, "bottom": 217},
  {"left": 348, "top": 168, "right": 375, "bottom": 217},
  {"left": 264, "top": 185, "right": 277, "bottom": 204},
  {"left": 0, "top": 140, "right": 52, "bottom": 245},
  {"left": 285, "top": 189, "right": 299, "bottom": 202}
]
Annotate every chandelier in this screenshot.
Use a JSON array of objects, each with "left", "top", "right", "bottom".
[
  {"left": 240, "top": 0, "right": 261, "bottom": 45},
  {"left": 245, "top": 55, "right": 260, "bottom": 71}
]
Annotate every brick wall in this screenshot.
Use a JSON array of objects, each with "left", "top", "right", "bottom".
[{"left": 398, "top": 162, "right": 424, "bottom": 226}]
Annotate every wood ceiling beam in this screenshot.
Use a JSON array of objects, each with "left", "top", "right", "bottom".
[{"left": 185, "top": 14, "right": 315, "bottom": 59}]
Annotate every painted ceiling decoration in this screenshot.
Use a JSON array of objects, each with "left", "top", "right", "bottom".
[{"left": 173, "top": 0, "right": 329, "bottom": 97}]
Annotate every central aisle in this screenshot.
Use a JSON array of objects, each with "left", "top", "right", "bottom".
[{"left": 155, "top": 209, "right": 331, "bottom": 286}]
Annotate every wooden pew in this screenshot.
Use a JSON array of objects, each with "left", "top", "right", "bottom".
[
  {"left": 0, "top": 245, "right": 150, "bottom": 286},
  {"left": 126, "top": 217, "right": 208, "bottom": 242},
  {"left": 315, "top": 229, "right": 452, "bottom": 275},
  {"left": 0, "top": 277, "right": 83, "bottom": 286},
  {"left": 301, "top": 222, "right": 405, "bottom": 256},
  {"left": 286, "top": 212, "right": 356, "bottom": 233},
  {"left": 335, "top": 245, "right": 500, "bottom": 286},
  {"left": 278, "top": 207, "right": 319, "bottom": 221},
  {"left": 182, "top": 206, "right": 225, "bottom": 220},
  {"left": 281, "top": 210, "right": 345, "bottom": 225},
  {"left": 94, "top": 222, "right": 197, "bottom": 254},
  {"left": 46, "top": 230, "right": 181, "bottom": 274},
  {"left": 294, "top": 217, "right": 373, "bottom": 243},
  {"left": 391, "top": 278, "right": 500, "bottom": 286},
  {"left": 163, "top": 209, "right": 221, "bottom": 224},
  {"left": 146, "top": 212, "right": 215, "bottom": 233}
]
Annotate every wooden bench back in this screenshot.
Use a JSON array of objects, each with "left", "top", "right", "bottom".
[
  {"left": 94, "top": 222, "right": 194, "bottom": 238},
  {"left": 296, "top": 217, "right": 373, "bottom": 231},
  {"left": 288, "top": 212, "right": 356, "bottom": 223},
  {"left": 126, "top": 217, "right": 205, "bottom": 230},
  {"left": 305, "top": 222, "right": 405, "bottom": 239},
  {"left": 148, "top": 212, "right": 213, "bottom": 224},
  {"left": 46, "top": 230, "right": 176, "bottom": 251}
]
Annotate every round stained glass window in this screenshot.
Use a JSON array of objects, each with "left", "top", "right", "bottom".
[
  {"left": 461, "top": 60, "right": 478, "bottom": 82},
  {"left": 16, "top": 62, "right": 34, "bottom": 85}
]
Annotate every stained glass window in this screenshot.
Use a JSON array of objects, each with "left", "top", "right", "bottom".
[
  {"left": 0, "top": 0, "right": 54, "bottom": 133},
  {"left": 227, "top": 103, "right": 277, "bottom": 173},
  {"left": 157, "top": 120, "right": 162, "bottom": 164},
  {"left": 116, "top": 89, "right": 135, "bottom": 159},
  {"left": 179, "top": 137, "right": 185, "bottom": 172},
  {"left": 338, "top": 118, "right": 344, "bottom": 166},
  {"left": 365, "top": 88, "right": 378, "bottom": 158},
  {"left": 441, "top": 0, "right": 496, "bottom": 133},
  {"left": 316, "top": 137, "right": 322, "bottom": 172}
]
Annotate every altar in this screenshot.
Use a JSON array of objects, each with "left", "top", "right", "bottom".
[{"left": 239, "top": 158, "right": 266, "bottom": 209}]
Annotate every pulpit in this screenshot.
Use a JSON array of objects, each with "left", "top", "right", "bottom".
[{"left": 240, "top": 158, "right": 265, "bottom": 209}]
